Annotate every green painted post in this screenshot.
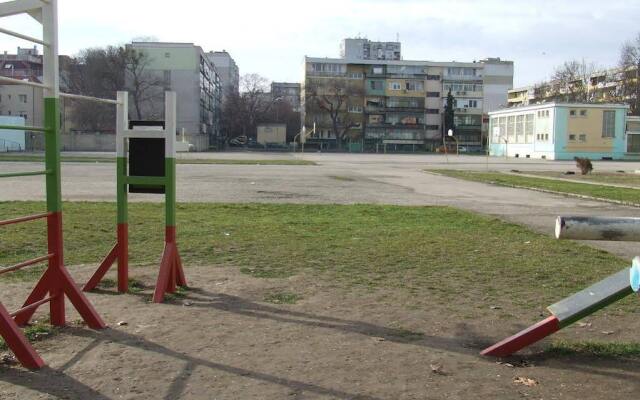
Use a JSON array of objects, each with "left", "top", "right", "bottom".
[
  {"left": 165, "top": 157, "right": 176, "bottom": 227},
  {"left": 116, "top": 157, "right": 127, "bottom": 225},
  {"left": 44, "top": 98, "right": 61, "bottom": 214}
]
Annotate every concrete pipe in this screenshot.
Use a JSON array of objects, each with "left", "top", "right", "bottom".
[{"left": 556, "top": 216, "right": 640, "bottom": 242}]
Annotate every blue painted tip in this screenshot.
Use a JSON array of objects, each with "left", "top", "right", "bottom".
[{"left": 630, "top": 257, "right": 640, "bottom": 292}]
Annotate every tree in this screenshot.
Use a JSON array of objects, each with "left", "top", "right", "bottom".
[
  {"left": 219, "top": 73, "right": 275, "bottom": 144},
  {"left": 124, "top": 46, "right": 164, "bottom": 120},
  {"left": 443, "top": 89, "right": 455, "bottom": 140},
  {"left": 62, "top": 46, "right": 127, "bottom": 131},
  {"left": 548, "top": 60, "right": 597, "bottom": 103},
  {"left": 619, "top": 33, "right": 640, "bottom": 115},
  {"left": 307, "top": 78, "right": 363, "bottom": 150},
  {"left": 62, "top": 44, "right": 163, "bottom": 131}
]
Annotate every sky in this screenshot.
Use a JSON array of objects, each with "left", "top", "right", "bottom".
[{"left": 1, "top": 0, "right": 640, "bottom": 88}]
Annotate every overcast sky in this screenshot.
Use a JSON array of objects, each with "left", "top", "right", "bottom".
[{"left": 1, "top": 0, "right": 639, "bottom": 87}]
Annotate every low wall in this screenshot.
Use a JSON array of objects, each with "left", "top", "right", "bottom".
[{"left": 61, "top": 132, "right": 116, "bottom": 152}]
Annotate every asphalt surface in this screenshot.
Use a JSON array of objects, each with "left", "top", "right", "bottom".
[{"left": 2, "top": 152, "right": 640, "bottom": 259}]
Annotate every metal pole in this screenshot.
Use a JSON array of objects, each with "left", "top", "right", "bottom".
[{"left": 556, "top": 216, "right": 640, "bottom": 242}]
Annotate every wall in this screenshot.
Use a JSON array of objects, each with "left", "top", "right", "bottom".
[
  {"left": 60, "top": 132, "right": 116, "bottom": 152},
  {"left": 257, "top": 124, "right": 287, "bottom": 144},
  {"left": 554, "top": 106, "right": 627, "bottom": 160},
  {"left": 0, "top": 116, "right": 26, "bottom": 151}
]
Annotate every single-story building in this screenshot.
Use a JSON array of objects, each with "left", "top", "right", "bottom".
[{"left": 488, "top": 103, "right": 629, "bottom": 160}]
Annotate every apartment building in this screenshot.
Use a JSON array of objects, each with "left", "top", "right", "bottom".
[
  {"left": 271, "top": 82, "right": 301, "bottom": 112},
  {"left": 206, "top": 50, "right": 239, "bottom": 102},
  {"left": 128, "top": 42, "right": 222, "bottom": 151},
  {"left": 507, "top": 65, "right": 637, "bottom": 109},
  {"left": 489, "top": 103, "right": 629, "bottom": 160},
  {"left": 302, "top": 52, "right": 513, "bottom": 150},
  {"left": 0, "top": 46, "right": 72, "bottom": 150},
  {"left": 341, "top": 38, "right": 401, "bottom": 61}
]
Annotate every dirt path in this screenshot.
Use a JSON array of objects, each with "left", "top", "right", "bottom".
[{"left": 1, "top": 264, "right": 640, "bottom": 399}]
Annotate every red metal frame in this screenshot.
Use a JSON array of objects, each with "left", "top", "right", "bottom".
[
  {"left": 481, "top": 315, "right": 560, "bottom": 357},
  {"left": 83, "top": 223, "right": 128, "bottom": 293},
  {"left": 153, "top": 226, "right": 186, "bottom": 303},
  {"left": 0, "top": 212, "right": 106, "bottom": 369}
]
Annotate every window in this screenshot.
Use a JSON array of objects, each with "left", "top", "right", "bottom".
[
  {"left": 507, "top": 116, "right": 515, "bottom": 142},
  {"left": 373, "top": 66, "right": 383, "bottom": 74},
  {"left": 580, "top": 110, "right": 587, "bottom": 117},
  {"left": 389, "top": 82, "right": 401, "bottom": 90},
  {"left": 426, "top": 74, "right": 440, "bottom": 81},
  {"left": 425, "top": 109, "right": 439, "bottom": 114},
  {"left": 426, "top": 125, "right": 439, "bottom": 130},
  {"left": 545, "top": 110, "right": 549, "bottom": 117},
  {"left": 369, "top": 80, "right": 383, "bottom": 90},
  {"left": 348, "top": 105, "right": 362, "bottom": 113},
  {"left": 579, "top": 134, "right": 587, "bottom": 142},
  {"left": 467, "top": 100, "right": 478, "bottom": 108},
  {"left": 602, "top": 110, "right": 616, "bottom": 138},
  {"left": 525, "top": 114, "right": 534, "bottom": 143},
  {"left": 349, "top": 72, "right": 363, "bottom": 79},
  {"left": 570, "top": 110, "right": 577, "bottom": 117},
  {"left": 569, "top": 134, "right": 576, "bottom": 141},
  {"left": 405, "top": 81, "right": 424, "bottom": 91},
  {"left": 164, "top": 52, "right": 171, "bottom": 58},
  {"left": 18, "top": 94, "right": 27, "bottom": 103},
  {"left": 426, "top": 91, "right": 440, "bottom": 98},
  {"left": 515, "top": 115, "right": 524, "bottom": 143}
]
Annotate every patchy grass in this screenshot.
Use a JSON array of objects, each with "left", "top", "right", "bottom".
[
  {"left": 547, "top": 340, "right": 640, "bottom": 358},
  {"left": 0, "top": 154, "right": 316, "bottom": 166},
  {"left": 0, "top": 202, "right": 630, "bottom": 311},
  {"left": 328, "top": 175, "right": 357, "bottom": 182},
  {"left": 525, "top": 171, "right": 640, "bottom": 188},
  {"left": 431, "top": 170, "right": 640, "bottom": 205},
  {"left": 264, "top": 292, "right": 301, "bottom": 304},
  {"left": 0, "top": 320, "right": 57, "bottom": 351}
]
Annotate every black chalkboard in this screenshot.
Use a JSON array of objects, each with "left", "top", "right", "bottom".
[{"left": 128, "top": 120, "right": 165, "bottom": 194}]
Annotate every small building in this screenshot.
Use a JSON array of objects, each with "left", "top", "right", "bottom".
[
  {"left": 488, "top": 103, "right": 629, "bottom": 160},
  {"left": 627, "top": 116, "right": 640, "bottom": 154},
  {"left": 0, "top": 115, "right": 25, "bottom": 151},
  {"left": 257, "top": 124, "right": 287, "bottom": 145}
]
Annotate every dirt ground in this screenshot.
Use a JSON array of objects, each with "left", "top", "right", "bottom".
[{"left": 1, "top": 264, "right": 640, "bottom": 399}]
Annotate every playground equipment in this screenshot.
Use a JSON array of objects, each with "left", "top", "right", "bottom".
[
  {"left": 83, "top": 91, "right": 187, "bottom": 303},
  {"left": 0, "top": 0, "right": 106, "bottom": 369},
  {"left": 482, "top": 215, "right": 639, "bottom": 357}
]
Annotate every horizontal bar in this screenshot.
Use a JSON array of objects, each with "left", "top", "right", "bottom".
[
  {"left": 556, "top": 216, "right": 640, "bottom": 242},
  {"left": 0, "top": 27, "right": 47, "bottom": 45},
  {"left": 0, "top": 124, "right": 47, "bottom": 132},
  {"left": 60, "top": 92, "right": 121, "bottom": 105},
  {"left": 0, "top": 254, "right": 52, "bottom": 276},
  {"left": 125, "top": 176, "right": 166, "bottom": 186},
  {"left": 0, "top": 212, "right": 51, "bottom": 227},
  {"left": 0, "top": 170, "right": 49, "bottom": 178},
  {"left": 0, "top": 0, "right": 43, "bottom": 19},
  {"left": 122, "top": 130, "right": 168, "bottom": 139},
  {"left": 0, "top": 76, "right": 48, "bottom": 89},
  {"left": 10, "top": 295, "right": 57, "bottom": 318}
]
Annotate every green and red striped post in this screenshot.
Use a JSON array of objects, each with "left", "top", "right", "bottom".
[{"left": 84, "top": 91, "right": 186, "bottom": 302}]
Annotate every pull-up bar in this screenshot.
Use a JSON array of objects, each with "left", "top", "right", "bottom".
[{"left": 0, "top": 27, "right": 47, "bottom": 45}]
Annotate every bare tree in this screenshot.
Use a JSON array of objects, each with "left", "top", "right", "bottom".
[
  {"left": 62, "top": 46, "right": 127, "bottom": 131},
  {"left": 124, "top": 46, "right": 164, "bottom": 120},
  {"left": 620, "top": 33, "right": 640, "bottom": 115},
  {"left": 306, "top": 78, "right": 363, "bottom": 149},
  {"left": 549, "top": 60, "right": 597, "bottom": 103}
]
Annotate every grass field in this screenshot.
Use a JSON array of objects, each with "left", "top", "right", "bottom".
[
  {"left": 0, "top": 154, "right": 316, "bottom": 166},
  {"left": 432, "top": 170, "right": 640, "bottom": 205},
  {"left": 526, "top": 171, "right": 640, "bottom": 187},
  {"left": 0, "top": 202, "right": 629, "bottom": 312}
]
